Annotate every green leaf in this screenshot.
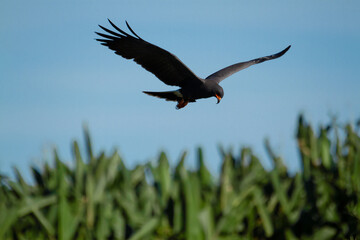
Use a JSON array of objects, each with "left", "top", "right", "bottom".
[
  {"left": 219, "top": 154, "right": 234, "bottom": 213},
  {"left": 0, "top": 204, "right": 18, "bottom": 239},
  {"left": 128, "top": 217, "right": 159, "bottom": 240},
  {"left": 197, "top": 147, "right": 212, "bottom": 188},
  {"left": 319, "top": 127, "right": 332, "bottom": 169},
  {"left": 253, "top": 187, "right": 273, "bottom": 237},
  {"left": 199, "top": 205, "right": 215, "bottom": 240}
]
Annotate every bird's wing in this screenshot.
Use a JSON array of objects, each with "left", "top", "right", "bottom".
[
  {"left": 205, "top": 45, "right": 291, "bottom": 84},
  {"left": 96, "top": 20, "right": 203, "bottom": 87}
]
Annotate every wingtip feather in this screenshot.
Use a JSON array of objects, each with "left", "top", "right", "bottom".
[
  {"left": 275, "top": 45, "right": 291, "bottom": 58},
  {"left": 107, "top": 19, "right": 133, "bottom": 37},
  {"left": 125, "top": 21, "right": 143, "bottom": 40}
]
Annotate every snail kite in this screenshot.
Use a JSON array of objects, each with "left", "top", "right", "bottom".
[{"left": 96, "top": 20, "right": 291, "bottom": 109}]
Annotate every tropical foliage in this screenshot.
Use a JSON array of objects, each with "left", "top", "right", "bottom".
[{"left": 1, "top": 115, "right": 360, "bottom": 239}]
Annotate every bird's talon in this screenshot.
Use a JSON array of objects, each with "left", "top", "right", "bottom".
[{"left": 176, "top": 99, "right": 188, "bottom": 109}]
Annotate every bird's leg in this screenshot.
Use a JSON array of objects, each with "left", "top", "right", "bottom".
[{"left": 176, "top": 99, "right": 189, "bottom": 109}]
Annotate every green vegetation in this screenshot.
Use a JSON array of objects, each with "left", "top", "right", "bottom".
[{"left": 1, "top": 115, "right": 360, "bottom": 239}]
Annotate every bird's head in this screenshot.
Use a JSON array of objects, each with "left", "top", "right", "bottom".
[{"left": 213, "top": 86, "right": 224, "bottom": 104}]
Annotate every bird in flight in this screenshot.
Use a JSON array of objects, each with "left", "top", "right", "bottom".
[{"left": 96, "top": 20, "right": 291, "bottom": 109}]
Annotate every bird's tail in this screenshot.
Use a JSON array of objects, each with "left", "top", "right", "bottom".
[{"left": 143, "top": 90, "right": 183, "bottom": 102}]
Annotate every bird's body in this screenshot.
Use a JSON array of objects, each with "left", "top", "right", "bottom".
[{"left": 96, "top": 20, "right": 290, "bottom": 109}]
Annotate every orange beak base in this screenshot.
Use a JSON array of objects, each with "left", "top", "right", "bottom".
[{"left": 215, "top": 94, "right": 222, "bottom": 104}]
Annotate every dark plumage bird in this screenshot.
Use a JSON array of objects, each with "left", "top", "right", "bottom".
[{"left": 96, "top": 20, "right": 291, "bottom": 109}]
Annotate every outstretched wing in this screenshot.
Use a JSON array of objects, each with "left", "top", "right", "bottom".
[
  {"left": 205, "top": 45, "right": 291, "bottom": 83},
  {"left": 96, "top": 20, "right": 203, "bottom": 87}
]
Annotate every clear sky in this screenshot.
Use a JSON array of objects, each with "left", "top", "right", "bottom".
[{"left": 1, "top": 0, "right": 359, "bottom": 179}]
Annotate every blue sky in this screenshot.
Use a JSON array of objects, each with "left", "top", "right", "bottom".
[{"left": 1, "top": 1, "right": 359, "bottom": 178}]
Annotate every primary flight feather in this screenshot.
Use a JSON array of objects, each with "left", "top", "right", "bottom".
[{"left": 96, "top": 20, "right": 291, "bottom": 109}]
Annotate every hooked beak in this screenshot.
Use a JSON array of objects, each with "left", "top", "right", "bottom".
[{"left": 215, "top": 94, "right": 222, "bottom": 104}]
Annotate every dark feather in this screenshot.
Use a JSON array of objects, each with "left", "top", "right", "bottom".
[
  {"left": 125, "top": 21, "right": 143, "bottom": 40},
  {"left": 96, "top": 20, "right": 203, "bottom": 87},
  {"left": 206, "top": 45, "right": 291, "bottom": 83},
  {"left": 143, "top": 91, "right": 196, "bottom": 102}
]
